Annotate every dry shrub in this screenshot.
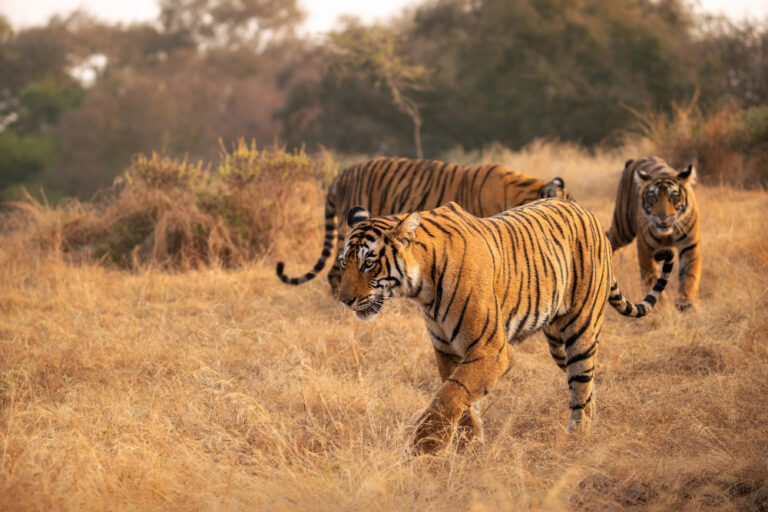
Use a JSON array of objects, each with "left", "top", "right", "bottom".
[
  {"left": 5, "top": 140, "right": 337, "bottom": 270},
  {"left": 633, "top": 95, "right": 768, "bottom": 186}
]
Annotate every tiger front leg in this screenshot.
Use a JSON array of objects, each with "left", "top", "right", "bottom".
[
  {"left": 414, "top": 323, "right": 508, "bottom": 454},
  {"left": 326, "top": 229, "right": 348, "bottom": 296},
  {"left": 676, "top": 242, "right": 701, "bottom": 311},
  {"left": 326, "top": 260, "right": 342, "bottom": 296},
  {"left": 432, "top": 349, "right": 485, "bottom": 449},
  {"left": 636, "top": 238, "right": 660, "bottom": 290}
]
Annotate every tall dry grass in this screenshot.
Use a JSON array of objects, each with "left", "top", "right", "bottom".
[
  {"left": 1, "top": 143, "right": 767, "bottom": 510},
  {"left": 631, "top": 96, "right": 768, "bottom": 186}
]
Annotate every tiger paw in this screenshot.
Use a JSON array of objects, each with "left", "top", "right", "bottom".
[
  {"left": 413, "top": 405, "right": 457, "bottom": 455},
  {"left": 675, "top": 297, "right": 695, "bottom": 312},
  {"left": 566, "top": 408, "right": 594, "bottom": 433},
  {"left": 455, "top": 407, "right": 485, "bottom": 451}
]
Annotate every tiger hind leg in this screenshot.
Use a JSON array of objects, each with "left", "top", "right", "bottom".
[
  {"left": 566, "top": 329, "right": 598, "bottom": 431},
  {"left": 676, "top": 242, "right": 702, "bottom": 311},
  {"left": 545, "top": 322, "right": 599, "bottom": 431},
  {"left": 544, "top": 329, "right": 567, "bottom": 373}
]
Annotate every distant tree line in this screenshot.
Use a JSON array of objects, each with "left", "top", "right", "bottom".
[{"left": 0, "top": 0, "right": 766, "bottom": 198}]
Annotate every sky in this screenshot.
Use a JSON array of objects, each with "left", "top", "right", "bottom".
[{"left": 0, "top": 0, "right": 766, "bottom": 33}]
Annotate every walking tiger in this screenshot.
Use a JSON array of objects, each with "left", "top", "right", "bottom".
[
  {"left": 336, "top": 199, "right": 673, "bottom": 453},
  {"left": 606, "top": 156, "right": 701, "bottom": 311}
]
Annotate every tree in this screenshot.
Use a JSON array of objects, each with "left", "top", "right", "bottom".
[
  {"left": 407, "top": 0, "right": 700, "bottom": 148},
  {"left": 158, "top": 0, "right": 303, "bottom": 49},
  {"left": 0, "top": 15, "right": 85, "bottom": 193},
  {"left": 329, "top": 22, "right": 430, "bottom": 158}
]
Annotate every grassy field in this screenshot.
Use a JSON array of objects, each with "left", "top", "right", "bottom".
[{"left": 1, "top": 144, "right": 767, "bottom": 510}]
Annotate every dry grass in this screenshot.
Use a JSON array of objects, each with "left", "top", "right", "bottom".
[
  {"left": 1, "top": 143, "right": 767, "bottom": 511},
  {"left": 630, "top": 96, "right": 768, "bottom": 186},
  {"left": 6, "top": 141, "right": 336, "bottom": 270}
]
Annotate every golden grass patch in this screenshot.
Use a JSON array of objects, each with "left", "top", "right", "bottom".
[{"left": 1, "top": 144, "right": 767, "bottom": 510}]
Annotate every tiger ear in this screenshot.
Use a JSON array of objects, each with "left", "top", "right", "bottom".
[
  {"left": 677, "top": 164, "right": 696, "bottom": 184},
  {"left": 635, "top": 169, "right": 651, "bottom": 185},
  {"left": 347, "top": 206, "right": 370, "bottom": 226},
  {"left": 390, "top": 211, "right": 421, "bottom": 246},
  {"left": 550, "top": 177, "right": 565, "bottom": 189},
  {"left": 625, "top": 159, "right": 634, "bottom": 168}
]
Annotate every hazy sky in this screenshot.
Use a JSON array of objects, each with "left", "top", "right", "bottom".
[{"left": 1, "top": 0, "right": 766, "bottom": 32}]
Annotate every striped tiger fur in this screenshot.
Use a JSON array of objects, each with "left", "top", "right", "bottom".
[
  {"left": 337, "top": 199, "right": 674, "bottom": 453},
  {"left": 276, "top": 156, "right": 572, "bottom": 294},
  {"left": 606, "top": 156, "right": 701, "bottom": 311}
]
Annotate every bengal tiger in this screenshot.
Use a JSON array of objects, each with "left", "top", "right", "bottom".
[
  {"left": 276, "top": 156, "right": 572, "bottom": 294},
  {"left": 336, "top": 199, "right": 674, "bottom": 453},
  {"left": 606, "top": 156, "right": 700, "bottom": 311}
]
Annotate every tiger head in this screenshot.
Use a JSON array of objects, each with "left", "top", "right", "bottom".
[
  {"left": 337, "top": 206, "right": 422, "bottom": 320},
  {"left": 631, "top": 158, "right": 696, "bottom": 237},
  {"left": 539, "top": 177, "right": 569, "bottom": 199}
]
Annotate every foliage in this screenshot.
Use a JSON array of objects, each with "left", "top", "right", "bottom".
[
  {"left": 0, "top": 8, "right": 308, "bottom": 198},
  {"left": 159, "top": 0, "right": 303, "bottom": 48},
  {"left": 2, "top": 1, "right": 768, "bottom": 195},
  {"left": 281, "top": 0, "right": 711, "bottom": 154},
  {"left": 0, "top": 18, "right": 86, "bottom": 193},
  {"left": 634, "top": 96, "right": 768, "bottom": 185},
  {"left": 8, "top": 143, "right": 336, "bottom": 270},
  {"left": 0, "top": 130, "right": 56, "bottom": 190},
  {"left": 328, "top": 22, "right": 431, "bottom": 158}
]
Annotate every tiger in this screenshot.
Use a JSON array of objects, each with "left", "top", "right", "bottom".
[
  {"left": 606, "top": 156, "right": 701, "bottom": 311},
  {"left": 336, "top": 199, "right": 674, "bottom": 453},
  {"left": 276, "top": 156, "right": 572, "bottom": 294}
]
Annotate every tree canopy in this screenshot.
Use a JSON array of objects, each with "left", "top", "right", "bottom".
[{"left": 0, "top": 0, "right": 766, "bottom": 197}]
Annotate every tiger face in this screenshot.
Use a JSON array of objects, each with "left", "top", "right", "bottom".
[
  {"left": 337, "top": 207, "right": 421, "bottom": 320},
  {"left": 634, "top": 163, "right": 695, "bottom": 238}
]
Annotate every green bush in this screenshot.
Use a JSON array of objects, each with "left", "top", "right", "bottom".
[{"left": 741, "top": 105, "right": 768, "bottom": 151}]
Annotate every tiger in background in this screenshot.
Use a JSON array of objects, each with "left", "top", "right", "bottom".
[
  {"left": 337, "top": 199, "right": 674, "bottom": 453},
  {"left": 277, "top": 156, "right": 572, "bottom": 294},
  {"left": 606, "top": 156, "right": 701, "bottom": 311}
]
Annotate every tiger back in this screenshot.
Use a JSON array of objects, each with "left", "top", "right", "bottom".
[
  {"left": 337, "top": 199, "right": 673, "bottom": 453},
  {"left": 277, "top": 156, "right": 572, "bottom": 293},
  {"left": 606, "top": 156, "right": 701, "bottom": 310}
]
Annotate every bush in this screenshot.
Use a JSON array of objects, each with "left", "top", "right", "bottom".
[
  {"left": 6, "top": 140, "right": 337, "bottom": 270},
  {"left": 634, "top": 96, "right": 768, "bottom": 186}
]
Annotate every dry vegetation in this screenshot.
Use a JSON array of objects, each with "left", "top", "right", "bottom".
[
  {"left": 631, "top": 97, "right": 768, "bottom": 186},
  {"left": 1, "top": 142, "right": 767, "bottom": 510},
  {"left": 7, "top": 141, "right": 336, "bottom": 270}
]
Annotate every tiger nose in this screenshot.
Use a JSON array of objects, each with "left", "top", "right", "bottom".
[{"left": 340, "top": 296, "right": 355, "bottom": 307}]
